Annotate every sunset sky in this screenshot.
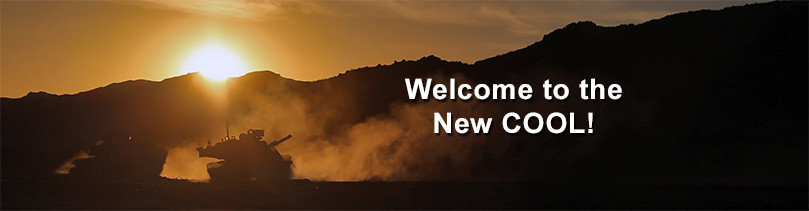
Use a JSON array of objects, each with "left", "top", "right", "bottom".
[{"left": 1, "top": 0, "right": 761, "bottom": 98}]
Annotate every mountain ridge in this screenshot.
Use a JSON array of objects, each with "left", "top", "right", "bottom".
[{"left": 3, "top": 1, "right": 786, "bottom": 101}]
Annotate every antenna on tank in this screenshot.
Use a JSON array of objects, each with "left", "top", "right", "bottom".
[{"left": 225, "top": 121, "right": 230, "bottom": 140}]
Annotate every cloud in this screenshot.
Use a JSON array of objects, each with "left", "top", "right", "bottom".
[
  {"left": 144, "top": 0, "right": 324, "bottom": 19},
  {"left": 374, "top": 1, "right": 544, "bottom": 35},
  {"left": 139, "top": 0, "right": 766, "bottom": 38},
  {"left": 369, "top": 1, "right": 766, "bottom": 36}
]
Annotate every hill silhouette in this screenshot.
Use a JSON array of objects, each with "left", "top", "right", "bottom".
[{"left": 1, "top": 1, "right": 806, "bottom": 191}]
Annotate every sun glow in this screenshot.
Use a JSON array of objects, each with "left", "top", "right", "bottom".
[{"left": 183, "top": 44, "right": 247, "bottom": 80}]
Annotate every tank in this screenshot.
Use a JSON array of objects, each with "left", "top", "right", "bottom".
[
  {"left": 68, "top": 134, "right": 168, "bottom": 182},
  {"left": 197, "top": 129, "right": 293, "bottom": 183}
]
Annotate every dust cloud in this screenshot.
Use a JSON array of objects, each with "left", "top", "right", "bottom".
[
  {"left": 158, "top": 72, "right": 602, "bottom": 182},
  {"left": 283, "top": 103, "right": 494, "bottom": 181},
  {"left": 211, "top": 74, "right": 511, "bottom": 181},
  {"left": 55, "top": 151, "right": 95, "bottom": 174},
  {"left": 160, "top": 145, "right": 222, "bottom": 182}
]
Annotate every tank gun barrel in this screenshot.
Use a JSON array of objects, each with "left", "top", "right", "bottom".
[{"left": 268, "top": 135, "right": 292, "bottom": 147}]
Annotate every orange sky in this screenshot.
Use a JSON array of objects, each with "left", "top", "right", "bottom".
[{"left": 0, "top": 0, "right": 761, "bottom": 98}]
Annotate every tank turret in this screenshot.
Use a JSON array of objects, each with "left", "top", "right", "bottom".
[{"left": 197, "top": 129, "right": 293, "bottom": 183}]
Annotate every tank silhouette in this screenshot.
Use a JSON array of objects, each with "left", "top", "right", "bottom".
[
  {"left": 197, "top": 129, "right": 293, "bottom": 183},
  {"left": 68, "top": 134, "right": 168, "bottom": 182}
]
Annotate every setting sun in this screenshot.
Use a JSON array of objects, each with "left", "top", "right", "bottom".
[{"left": 183, "top": 44, "right": 246, "bottom": 81}]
